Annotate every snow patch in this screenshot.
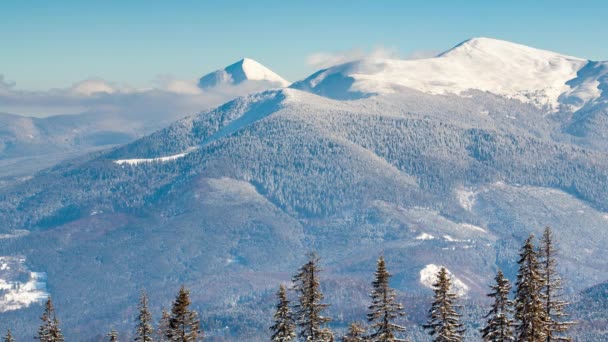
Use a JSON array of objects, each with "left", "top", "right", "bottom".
[
  {"left": 415, "top": 232, "right": 435, "bottom": 240},
  {"left": 114, "top": 148, "right": 195, "bottom": 165},
  {"left": 0, "top": 256, "right": 48, "bottom": 312},
  {"left": 460, "top": 223, "right": 487, "bottom": 233},
  {"left": 419, "top": 264, "right": 469, "bottom": 296},
  {"left": 455, "top": 187, "right": 477, "bottom": 212}
]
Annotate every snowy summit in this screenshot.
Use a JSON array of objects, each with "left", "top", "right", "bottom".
[
  {"left": 293, "top": 37, "right": 608, "bottom": 111},
  {"left": 198, "top": 58, "right": 290, "bottom": 89}
]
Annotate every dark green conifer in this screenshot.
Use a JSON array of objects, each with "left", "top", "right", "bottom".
[
  {"left": 342, "top": 323, "right": 366, "bottom": 342},
  {"left": 167, "top": 286, "right": 202, "bottom": 342},
  {"left": 4, "top": 329, "right": 15, "bottom": 342},
  {"left": 423, "top": 267, "right": 465, "bottom": 342},
  {"left": 107, "top": 328, "right": 118, "bottom": 342},
  {"left": 481, "top": 270, "right": 514, "bottom": 341},
  {"left": 514, "top": 235, "right": 549, "bottom": 342},
  {"left": 157, "top": 307, "right": 171, "bottom": 342},
  {"left": 292, "top": 253, "right": 332, "bottom": 342},
  {"left": 135, "top": 291, "right": 154, "bottom": 342},
  {"left": 367, "top": 256, "right": 407, "bottom": 342},
  {"left": 36, "top": 297, "right": 64, "bottom": 342},
  {"left": 538, "top": 227, "right": 574, "bottom": 341},
  {"left": 270, "top": 284, "right": 296, "bottom": 341}
]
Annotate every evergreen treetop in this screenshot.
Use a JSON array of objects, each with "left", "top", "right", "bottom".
[
  {"left": 481, "top": 270, "right": 514, "bottom": 342},
  {"left": 423, "top": 267, "right": 465, "bottom": 342},
  {"left": 367, "top": 256, "right": 407, "bottom": 342},
  {"left": 36, "top": 297, "right": 65, "bottom": 342},
  {"left": 167, "top": 285, "right": 202, "bottom": 342},
  {"left": 292, "top": 252, "right": 332, "bottom": 342},
  {"left": 135, "top": 290, "right": 154, "bottom": 342},
  {"left": 270, "top": 284, "right": 296, "bottom": 342},
  {"left": 514, "top": 234, "right": 549, "bottom": 342}
]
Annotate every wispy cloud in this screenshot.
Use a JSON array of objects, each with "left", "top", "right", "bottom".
[
  {"left": 306, "top": 46, "right": 401, "bottom": 69},
  {"left": 306, "top": 46, "right": 441, "bottom": 69},
  {"left": 0, "top": 74, "right": 271, "bottom": 119}
]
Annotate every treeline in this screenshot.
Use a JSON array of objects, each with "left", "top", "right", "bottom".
[{"left": 2, "top": 227, "right": 574, "bottom": 341}]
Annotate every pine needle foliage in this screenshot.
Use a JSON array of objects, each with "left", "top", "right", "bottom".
[
  {"left": 4, "top": 329, "right": 15, "bottom": 342},
  {"left": 270, "top": 284, "right": 296, "bottom": 342},
  {"left": 481, "top": 270, "right": 514, "bottom": 341},
  {"left": 107, "top": 329, "right": 118, "bottom": 342},
  {"left": 135, "top": 291, "right": 154, "bottom": 342},
  {"left": 157, "top": 307, "right": 171, "bottom": 342},
  {"left": 423, "top": 267, "right": 465, "bottom": 342},
  {"left": 514, "top": 235, "right": 549, "bottom": 342},
  {"left": 367, "top": 256, "right": 407, "bottom": 342},
  {"left": 36, "top": 297, "right": 65, "bottom": 342},
  {"left": 167, "top": 285, "right": 202, "bottom": 342},
  {"left": 538, "top": 227, "right": 574, "bottom": 342},
  {"left": 342, "top": 322, "right": 366, "bottom": 342},
  {"left": 292, "top": 252, "right": 332, "bottom": 342}
]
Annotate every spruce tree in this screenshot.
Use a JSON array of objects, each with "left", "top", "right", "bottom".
[
  {"left": 157, "top": 308, "right": 171, "bottom": 342},
  {"left": 4, "top": 329, "right": 14, "bottom": 342},
  {"left": 538, "top": 227, "right": 573, "bottom": 341},
  {"left": 423, "top": 267, "right": 465, "bottom": 342},
  {"left": 270, "top": 284, "right": 296, "bottom": 342},
  {"left": 367, "top": 256, "right": 407, "bottom": 342},
  {"left": 107, "top": 329, "right": 118, "bottom": 342},
  {"left": 292, "top": 252, "right": 332, "bottom": 342},
  {"left": 481, "top": 270, "right": 514, "bottom": 341},
  {"left": 36, "top": 297, "right": 65, "bottom": 342},
  {"left": 514, "top": 234, "right": 548, "bottom": 342},
  {"left": 135, "top": 291, "right": 154, "bottom": 342},
  {"left": 167, "top": 285, "right": 202, "bottom": 342},
  {"left": 342, "top": 323, "right": 366, "bottom": 342}
]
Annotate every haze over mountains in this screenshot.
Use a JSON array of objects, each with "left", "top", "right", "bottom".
[
  {"left": 0, "top": 59, "right": 290, "bottom": 181},
  {"left": 1, "top": 38, "right": 607, "bottom": 340}
]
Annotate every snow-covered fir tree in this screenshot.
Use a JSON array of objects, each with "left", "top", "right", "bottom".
[
  {"left": 292, "top": 253, "right": 332, "bottom": 342},
  {"left": 367, "top": 256, "right": 407, "bottom": 342},
  {"left": 36, "top": 297, "right": 65, "bottom": 342},
  {"left": 270, "top": 284, "right": 296, "bottom": 342},
  {"left": 538, "top": 227, "right": 574, "bottom": 341},
  {"left": 481, "top": 270, "right": 514, "bottom": 341},
  {"left": 135, "top": 291, "right": 154, "bottom": 342},
  {"left": 514, "top": 235, "right": 549, "bottom": 342},
  {"left": 157, "top": 307, "right": 171, "bottom": 342},
  {"left": 342, "top": 323, "right": 366, "bottom": 342},
  {"left": 4, "top": 329, "right": 14, "bottom": 342},
  {"left": 423, "top": 267, "right": 465, "bottom": 342},
  {"left": 107, "top": 328, "right": 118, "bottom": 342},
  {"left": 167, "top": 286, "right": 202, "bottom": 342}
]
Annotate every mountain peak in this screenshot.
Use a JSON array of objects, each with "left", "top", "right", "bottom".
[
  {"left": 293, "top": 37, "right": 605, "bottom": 110},
  {"left": 198, "top": 58, "right": 290, "bottom": 89},
  {"left": 439, "top": 37, "right": 584, "bottom": 61}
]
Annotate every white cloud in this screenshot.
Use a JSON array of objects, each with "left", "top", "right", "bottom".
[
  {"left": 0, "top": 73, "right": 277, "bottom": 118},
  {"left": 306, "top": 46, "right": 401, "bottom": 69},
  {"left": 71, "top": 79, "right": 117, "bottom": 96},
  {"left": 306, "top": 46, "right": 442, "bottom": 70}
]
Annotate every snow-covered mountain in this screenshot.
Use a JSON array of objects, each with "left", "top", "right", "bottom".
[
  {"left": 293, "top": 37, "right": 608, "bottom": 111},
  {"left": 198, "top": 58, "right": 290, "bottom": 89},
  {"left": 0, "top": 59, "right": 290, "bottom": 182},
  {"left": 1, "top": 38, "right": 608, "bottom": 340}
]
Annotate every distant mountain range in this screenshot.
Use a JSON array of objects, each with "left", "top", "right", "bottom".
[
  {"left": 0, "top": 59, "right": 290, "bottom": 181},
  {"left": 0, "top": 38, "right": 607, "bottom": 340}
]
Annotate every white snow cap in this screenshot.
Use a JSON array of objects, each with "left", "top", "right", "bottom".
[
  {"left": 293, "top": 37, "right": 608, "bottom": 111},
  {"left": 199, "top": 58, "right": 290, "bottom": 88}
]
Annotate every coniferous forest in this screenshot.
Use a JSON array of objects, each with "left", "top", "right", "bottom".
[{"left": 3, "top": 227, "right": 578, "bottom": 342}]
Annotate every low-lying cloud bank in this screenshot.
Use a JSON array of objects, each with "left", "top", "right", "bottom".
[{"left": 0, "top": 74, "right": 275, "bottom": 119}]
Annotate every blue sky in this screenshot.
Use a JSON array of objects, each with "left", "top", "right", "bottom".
[{"left": 2, "top": 0, "right": 608, "bottom": 90}]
